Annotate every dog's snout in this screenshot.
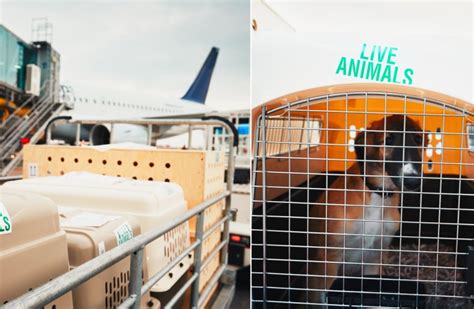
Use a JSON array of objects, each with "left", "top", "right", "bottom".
[
  {"left": 402, "top": 163, "right": 419, "bottom": 176},
  {"left": 403, "top": 176, "right": 421, "bottom": 190},
  {"left": 401, "top": 163, "right": 421, "bottom": 190}
]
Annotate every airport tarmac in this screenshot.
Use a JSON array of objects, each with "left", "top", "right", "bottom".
[{"left": 230, "top": 267, "right": 250, "bottom": 309}]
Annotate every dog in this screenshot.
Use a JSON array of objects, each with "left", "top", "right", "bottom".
[{"left": 308, "top": 115, "right": 426, "bottom": 306}]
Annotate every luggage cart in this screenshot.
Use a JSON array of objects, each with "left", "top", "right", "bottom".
[{"left": 1, "top": 116, "right": 238, "bottom": 309}]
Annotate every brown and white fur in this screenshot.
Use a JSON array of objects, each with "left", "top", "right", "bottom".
[{"left": 308, "top": 115, "right": 426, "bottom": 306}]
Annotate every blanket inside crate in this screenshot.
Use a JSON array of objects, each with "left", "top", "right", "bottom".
[{"left": 382, "top": 242, "right": 472, "bottom": 308}]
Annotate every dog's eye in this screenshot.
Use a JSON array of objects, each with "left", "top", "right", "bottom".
[
  {"left": 414, "top": 134, "right": 423, "bottom": 145},
  {"left": 385, "top": 135, "right": 394, "bottom": 145}
]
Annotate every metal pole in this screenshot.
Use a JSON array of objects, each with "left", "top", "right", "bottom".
[
  {"left": 147, "top": 124, "right": 152, "bottom": 146},
  {"left": 260, "top": 106, "right": 267, "bottom": 308},
  {"left": 129, "top": 248, "right": 144, "bottom": 309},
  {"left": 221, "top": 139, "right": 235, "bottom": 266},
  {"left": 110, "top": 123, "right": 114, "bottom": 144},
  {"left": 188, "top": 124, "right": 193, "bottom": 148},
  {"left": 46, "top": 122, "right": 52, "bottom": 144},
  {"left": 190, "top": 211, "right": 205, "bottom": 308},
  {"left": 206, "top": 126, "right": 212, "bottom": 150},
  {"left": 165, "top": 273, "right": 198, "bottom": 309},
  {"left": 75, "top": 123, "right": 81, "bottom": 145}
]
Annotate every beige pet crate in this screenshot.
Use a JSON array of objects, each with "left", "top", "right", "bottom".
[
  {"left": 2, "top": 172, "right": 191, "bottom": 295},
  {"left": 59, "top": 207, "right": 160, "bottom": 309},
  {"left": 0, "top": 191, "right": 73, "bottom": 308},
  {"left": 22, "top": 144, "right": 226, "bottom": 295}
]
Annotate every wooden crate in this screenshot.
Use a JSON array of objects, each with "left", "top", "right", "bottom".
[
  {"left": 22, "top": 144, "right": 226, "bottom": 295},
  {"left": 23, "top": 145, "right": 225, "bottom": 209}
]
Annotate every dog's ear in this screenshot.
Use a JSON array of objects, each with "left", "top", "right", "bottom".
[
  {"left": 354, "top": 130, "right": 369, "bottom": 161},
  {"left": 355, "top": 118, "right": 385, "bottom": 160}
]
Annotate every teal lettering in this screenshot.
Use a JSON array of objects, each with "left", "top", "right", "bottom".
[
  {"left": 337, "top": 44, "right": 412, "bottom": 84},
  {"left": 348, "top": 58, "right": 360, "bottom": 77},
  {"left": 404, "top": 68, "right": 414, "bottom": 85},
  {"left": 370, "top": 46, "right": 375, "bottom": 61},
  {"left": 381, "top": 65, "right": 392, "bottom": 82},
  {"left": 365, "top": 62, "right": 381, "bottom": 80},
  {"left": 360, "top": 43, "right": 369, "bottom": 60},
  {"left": 387, "top": 47, "right": 398, "bottom": 64},
  {"left": 3, "top": 216, "right": 10, "bottom": 231},
  {"left": 336, "top": 57, "right": 347, "bottom": 75},
  {"left": 393, "top": 66, "right": 401, "bottom": 84},
  {"left": 359, "top": 60, "right": 367, "bottom": 78},
  {"left": 376, "top": 46, "right": 388, "bottom": 63}
]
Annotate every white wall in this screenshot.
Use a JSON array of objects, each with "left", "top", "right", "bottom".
[{"left": 252, "top": 0, "right": 474, "bottom": 105}]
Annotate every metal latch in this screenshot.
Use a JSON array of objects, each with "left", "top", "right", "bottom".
[{"left": 230, "top": 208, "right": 238, "bottom": 221}]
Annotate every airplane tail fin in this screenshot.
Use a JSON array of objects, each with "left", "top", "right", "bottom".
[{"left": 181, "top": 47, "right": 219, "bottom": 104}]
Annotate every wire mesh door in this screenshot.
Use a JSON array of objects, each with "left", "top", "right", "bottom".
[{"left": 252, "top": 85, "right": 474, "bottom": 308}]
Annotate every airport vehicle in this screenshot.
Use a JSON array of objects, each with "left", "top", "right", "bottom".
[{"left": 1, "top": 117, "right": 238, "bottom": 309}]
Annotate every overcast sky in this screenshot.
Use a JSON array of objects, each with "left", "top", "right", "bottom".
[{"left": 0, "top": 0, "right": 250, "bottom": 111}]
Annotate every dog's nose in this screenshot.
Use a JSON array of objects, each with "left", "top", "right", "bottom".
[{"left": 403, "top": 176, "right": 421, "bottom": 190}]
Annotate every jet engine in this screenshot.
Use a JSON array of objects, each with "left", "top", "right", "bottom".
[{"left": 90, "top": 124, "right": 149, "bottom": 145}]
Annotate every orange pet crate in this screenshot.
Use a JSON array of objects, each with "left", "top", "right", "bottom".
[
  {"left": 252, "top": 83, "right": 474, "bottom": 307},
  {"left": 252, "top": 83, "right": 474, "bottom": 201}
]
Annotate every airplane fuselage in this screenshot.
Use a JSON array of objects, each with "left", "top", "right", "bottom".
[{"left": 61, "top": 96, "right": 211, "bottom": 120}]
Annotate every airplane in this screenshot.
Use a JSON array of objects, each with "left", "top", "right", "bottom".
[{"left": 51, "top": 47, "right": 219, "bottom": 145}]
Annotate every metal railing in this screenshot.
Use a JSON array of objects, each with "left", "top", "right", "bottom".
[
  {"left": 0, "top": 80, "right": 65, "bottom": 163},
  {"left": 2, "top": 117, "right": 237, "bottom": 309},
  {"left": 0, "top": 103, "right": 66, "bottom": 177},
  {"left": 0, "top": 90, "right": 39, "bottom": 137},
  {"left": 0, "top": 93, "right": 52, "bottom": 159},
  {"left": 0, "top": 79, "right": 69, "bottom": 176},
  {"left": 0, "top": 80, "right": 52, "bottom": 141}
]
